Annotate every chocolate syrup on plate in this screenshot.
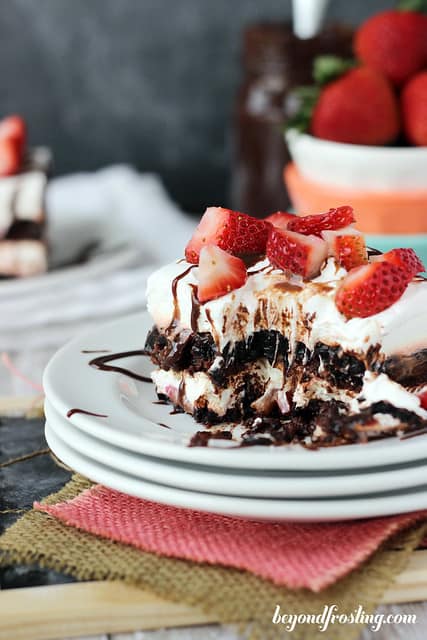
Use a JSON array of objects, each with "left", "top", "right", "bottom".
[
  {"left": 157, "top": 422, "right": 172, "bottom": 429},
  {"left": 81, "top": 349, "right": 111, "bottom": 354},
  {"left": 89, "top": 350, "right": 152, "bottom": 383},
  {"left": 67, "top": 408, "right": 108, "bottom": 418}
]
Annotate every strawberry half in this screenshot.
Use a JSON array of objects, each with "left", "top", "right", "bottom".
[
  {"left": 0, "top": 137, "right": 22, "bottom": 176},
  {"left": 266, "top": 211, "right": 295, "bottom": 232},
  {"left": 196, "top": 245, "right": 247, "bottom": 303},
  {"left": 335, "top": 262, "right": 409, "bottom": 319},
  {"left": 266, "top": 227, "right": 328, "bottom": 278},
  {"left": 185, "top": 206, "right": 271, "bottom": 264},
  {"left": 378, "top": 248, "right": 425, "bottom": 280},
  {"left": 322, "top": 228, "right": 368, "bottom": 271},
  {"left": 287, "top": 206, "right": 355, "bottom": 237}
]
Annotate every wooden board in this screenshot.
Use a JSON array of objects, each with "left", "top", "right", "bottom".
[{"left": 1, "top": 550, "right": 427, "bottom": 640}]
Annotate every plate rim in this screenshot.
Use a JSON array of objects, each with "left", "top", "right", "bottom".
[
  {"left": 45, "top": 397, "right": 427, "bottom": 499},
  {"left": 45, "top": 420, "right": 427, "bottom": 522}
]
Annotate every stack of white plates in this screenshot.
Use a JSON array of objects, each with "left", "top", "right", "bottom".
[{"left": 43, "top": 312, "right": 427, "bottom": 522}]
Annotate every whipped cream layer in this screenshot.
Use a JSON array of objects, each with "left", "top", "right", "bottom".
[{"left": 147, "top": 257, "right": 427, "bottom": 357}]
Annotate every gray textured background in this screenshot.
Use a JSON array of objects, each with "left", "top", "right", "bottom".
[{"left": 0, "top": 0, "right": 392, "bottom": 210}]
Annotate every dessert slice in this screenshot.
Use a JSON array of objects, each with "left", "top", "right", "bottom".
[
  {"left": 145, "top": 205, "right": 427, "bottom": 447},
  {"left": 0, "top": 115, "right": 50, "bottom": 278}
]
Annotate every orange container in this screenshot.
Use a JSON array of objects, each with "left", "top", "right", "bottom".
[{"left": 285, "top": 162, "right": 427, "bottom": 235}]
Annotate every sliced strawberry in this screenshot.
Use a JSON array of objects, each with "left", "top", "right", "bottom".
[
  {"left": 417, "top": 389, "right": 427, "bottom": 410},
  {"left": 0, "top": 115, "right": 26, "bottom": 149},
  {"left": 197, "top": 245, "right": 247, "bottom": 303},
  {"left": 266, "top": 211, "right": 295, "bottom": 231},
  {"left": 185, "top": 206, "right": 270, "bottom": 264},
  {"left": 335, "top": 262, "right": 409, "bottom": 319},
  {"left": 378, "top": 248, "right": 425, "bottom": 280},
  {"left": 266, "top": 227, "right": 328, "bottom": 278},
  {"left": 0, "top": 137, "right": 22, "bottom": 176},
  {"left": 287, "top": 205, "right": 355, "bottom": 237},
  {"left": 322, "top": 228, "right": 368, "bottom": 271}
]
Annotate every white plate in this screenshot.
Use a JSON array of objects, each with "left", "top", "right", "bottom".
[
  {"left": 45, "top": 398, "right": 427, "bottom": 499},
  {"left": 45, "top": 420, "right": 427, "bottom": 521},
  {"left": 43, "top": 311, "right": 427, "bottom": 471},
  {"left": 0, "top": 244, "right": 139, "bottom": 300}
]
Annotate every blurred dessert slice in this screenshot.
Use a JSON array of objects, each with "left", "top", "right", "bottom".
[{"left": 0, "top": 115, "right": 50, "bottom": 278}]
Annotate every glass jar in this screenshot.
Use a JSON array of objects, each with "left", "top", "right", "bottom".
[{"left": 231, "top": 23, "right": 353, "bottom": 218}]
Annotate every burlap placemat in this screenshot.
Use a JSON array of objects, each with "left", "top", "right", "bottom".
[{"left": 1, "top": 475, "right": 426, "bottom": 639}]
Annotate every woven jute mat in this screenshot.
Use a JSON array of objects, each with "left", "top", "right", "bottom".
[{"left": 1, "top": 474, "right": 426, "bottom": 640}]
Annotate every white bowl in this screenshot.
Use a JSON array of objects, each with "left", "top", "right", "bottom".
[{"left": 286, "top": 129, "right": 427, "bottom": 191}]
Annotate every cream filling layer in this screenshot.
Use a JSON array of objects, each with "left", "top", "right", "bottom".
[{"left": 147, "top": 258, "right": 427, "bottom": 358}]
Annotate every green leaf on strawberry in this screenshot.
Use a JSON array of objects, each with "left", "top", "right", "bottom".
[{"left": 313, "top": 56, "right": 356, "bottom": 86}]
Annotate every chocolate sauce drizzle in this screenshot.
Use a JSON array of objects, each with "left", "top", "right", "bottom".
[
  {"left": 81, "top": 349, "right": 111, "bottom": 354},
  {"left": 189, "top": 284, "right": 201, "bottom": 332},
  {"left": 157, "top": 422, "right": 172, "bottom": 429},
  {"left": 67, "top": 408, "right": 108, "bottom": 418},
  {"left": 89, "top": 350, "right": 152, "bottom": 383},
  {"left": 170, "top": 265, "right": 196, "bottom": 326}
]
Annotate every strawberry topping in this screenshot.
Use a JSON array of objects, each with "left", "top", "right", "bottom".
[
  {"left": 185, "top": 207, "right": 270, "bottom": 264},
  {"left": 322, "top": 229, "right": 368, "bottom": 271},
  {"left": 287, "top": 206, "right": 355, "bottom": 237},
  {"left": 335, "top": 262, "right": 409, "bottom": 319},
  {"left": 378, "top": 248, "right": 425, "bottom": 280},
  {"left": 417, "top": 389, "right": 427, "bottom": 411},
  {"left": 196, "top": 245, "right": 247, "bottom": 303},
  {"left": 266, "top": 211, "right": 295, "bottom": 232},
  {"left": 266, "top": 227, "right": 328, "bottom": 278},
  {"left": 0, "top": 137, "right": 22, "bottom": 176}
]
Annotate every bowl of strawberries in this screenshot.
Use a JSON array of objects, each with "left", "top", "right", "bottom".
[{"left": 284, "top": 0, "right": 427, "bottom": 247}]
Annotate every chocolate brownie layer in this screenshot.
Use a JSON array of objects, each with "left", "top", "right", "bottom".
[{"left": 145, "top": 325, "right": 427, "bottom": 390}]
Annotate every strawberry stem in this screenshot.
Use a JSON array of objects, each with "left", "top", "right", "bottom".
[
  {"left": 397, "top": 0, "right": 427, "bottom": 12},
  {"left": 313, "top": 56, "right": 356, "bottom": 86}
]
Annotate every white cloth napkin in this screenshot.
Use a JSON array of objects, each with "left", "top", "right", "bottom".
[{"left": 0, "top": 166, "right": 197, "bottom": 393}]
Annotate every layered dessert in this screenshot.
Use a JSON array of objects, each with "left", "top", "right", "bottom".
[
  {"left": 0, "top": 115, "right": 49, "bottom": 278},
  {"left": 145, "top": 205, "right": 427, "bottom": 447}
]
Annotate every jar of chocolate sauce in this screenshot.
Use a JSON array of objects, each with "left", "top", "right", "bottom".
[{"left": 231, "top": 23, "right": 353, "bottom": 218}]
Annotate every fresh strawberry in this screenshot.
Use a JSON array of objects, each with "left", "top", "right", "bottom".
[
  {"left": 185, "top": 206, "right": 270, "bottom": 264},
  {"left": 266, "top": 227, "right": 328, "bottom": 278},
  {"left": 354, "top": 9, "right": 427, "bottom": 86},
  {"left": 378, "top": 247, "right": 425, "bottom": 278},
  {"left": 0, "top": 115, "right": 26, "bottom": 147},
  {"left": 417, "top": 388, "right": 427, "bottom": 410},
  {"left": 335, "top": 262, "right": 409, "bottom": 319},
  {"left": 401, "top": 71, "right": 427, "bottom": 146},
  {"left": 0, "top": 137, "right": 22, "bottom": 176},
  {"left": 266, "top": 211, "right": 295, "bottom": 232},
  {"left": 322, "top": 228, "right": 368, "bottom": 271},
  {"left": 310, "top": 67, "right": 400, "bottom": 145},
  {"left": 287, "top": 206, "right": 355, "bottom": 237},
  {"left": 196, "top": 245, "right": 247, "bottom": 303}
]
